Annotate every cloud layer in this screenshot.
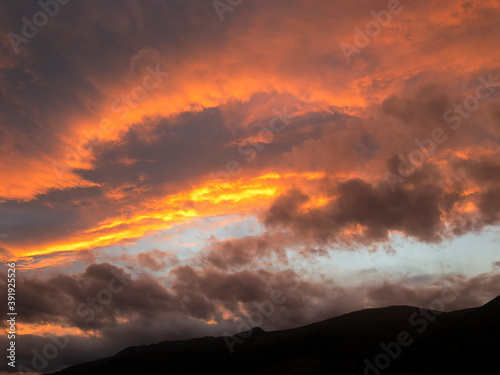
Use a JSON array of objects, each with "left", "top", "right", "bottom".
[{"left": 1, "top": 0, "right": 499, "bottom": 373}]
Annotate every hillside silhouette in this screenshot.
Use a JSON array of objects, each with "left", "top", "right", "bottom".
[{"left": 49, "top": 295, "right": 500, "bottom": 375}]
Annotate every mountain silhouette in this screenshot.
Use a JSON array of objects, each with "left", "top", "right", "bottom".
[{"left": 49, "top": 295, "right": 500, "bottom": 374}]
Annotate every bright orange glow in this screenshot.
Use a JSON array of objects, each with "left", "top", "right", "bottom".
[
  {"left": 12, "top": 170, "right": 328, "bottom": 260},
  {"left": 302, "top": 196, "right": 330, "bottom": 210},
  {"left": 11, "top": 323, "right": 100, "bottom": 338}
]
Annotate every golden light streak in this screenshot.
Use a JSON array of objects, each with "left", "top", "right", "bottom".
[
  {"left": 10, "top": 323, "right": 101, "bottom": 338},
  {"left": 302, "top": 196, "right": 330, "bottom": 210},
  {"left": 13, "top": 171, "right": 328, "bottom": 259}
]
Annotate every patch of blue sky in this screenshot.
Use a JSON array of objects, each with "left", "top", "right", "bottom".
[{"left": 312, "top": 228, "right": 500, "bottom": 286}]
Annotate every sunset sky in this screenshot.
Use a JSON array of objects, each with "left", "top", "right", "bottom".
[{"left": 1, "top": 0, "right": 500, "bottom": 373}]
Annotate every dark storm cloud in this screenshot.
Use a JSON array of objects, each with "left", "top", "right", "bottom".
[
  {"left": 171, "top": 266, "right": 272, "bottom": 317},
  {"left": 0, "top": 0, "right": 222, "bottom": 71},
  {"left": 0, "top": 262, "right": 343, "bottom": 332},
  {"left": 0, "top": 263, "right": 292, "bottom": 331},
  {"left": 0, "top": 186, "right": 120, "bottom": 248},
  {"left": 76, "top": 107, "right": 237, "bottom": 187},
  {"left": 454, "top": 157, "right": 500, "bottom": 184},
  {"left": 6, "top": 263, "right": 172, "bottom": 331},
  {"left": 0, "top": 0, "right": 213, "bottom": 141},
  {"left": 2, "top": 251, "right": 499, "bottom": 373},
  {"left": 380, "top": 84, "right": 455, "bottom": 135},
  {"left": 9, "top": 260, "right": 497, "bottom": 335},
  {"left": 0, "top": 62, "right": 103, "bottom": 175},
  {"left": 202, "top": 233, "right": 289, "bottom": 270},
  {"left": 74, "top": 96, "right": 331, "bottom": 189},
  {"left": 2, "top": 262, "right": 499, "bottom": 373},
  {"left": 477, "top": 187, "right": 500, "bottom": 225},
  {"left": 265, "top": 178, "right": 447, "bottom": 244},
  {"left": 0, "top": 32, "right": 105, "bottom": 153}
]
